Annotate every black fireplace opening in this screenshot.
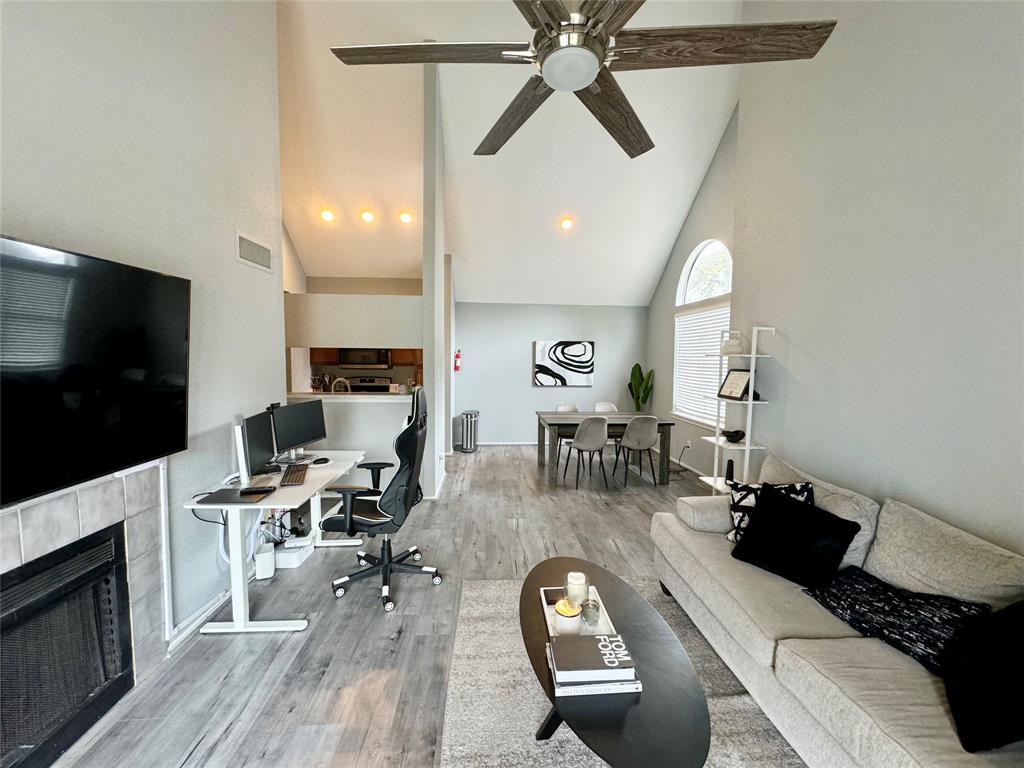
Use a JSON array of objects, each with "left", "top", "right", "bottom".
[{"left": 1, "top": 522, "right": 133, "bottom": 768}]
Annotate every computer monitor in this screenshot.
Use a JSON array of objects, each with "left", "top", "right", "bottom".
[
  {"left": 242, "top": 411, "right": 277, "bottom": 476},
  {"left": 272, "top": 399, "right": 327, "bottom": 457}
]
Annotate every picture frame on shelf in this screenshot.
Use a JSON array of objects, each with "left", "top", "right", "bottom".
[{"left": 718, "top": 369, "right": 751, "bottom": 401}]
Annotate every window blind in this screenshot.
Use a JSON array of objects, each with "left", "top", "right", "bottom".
[{"left": 673, "top": 299, "right": 730, "bottom": 427}]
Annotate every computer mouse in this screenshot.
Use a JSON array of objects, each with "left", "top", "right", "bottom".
[{"left": 312, "top": 457, "right": 330, "bottom": 465}]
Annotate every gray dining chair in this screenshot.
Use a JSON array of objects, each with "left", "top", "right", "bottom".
[
  {"left": 614, "top": 415, "right": 659, "bottom": 486},
  {"left": 593, "top": 401, "right": 620, "bottom": 451},
  {"left": 562, "top": 416, "right": 609, "bottom": 489},
  {"left": 554, "top": 403, "right": 580, "bottom": 473}
]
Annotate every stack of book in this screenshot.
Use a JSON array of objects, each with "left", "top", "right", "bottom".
[{"left": 545, "top": 633, "right": 642, "bottom": 697}]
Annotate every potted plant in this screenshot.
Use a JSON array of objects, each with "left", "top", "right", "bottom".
[{"left": 627, "top": 363, "right": 654, "bottom": 412}]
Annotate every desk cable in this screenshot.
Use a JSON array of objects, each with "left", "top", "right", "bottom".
[{"left": 191, "top": 473, "right": 262, "bottom": 565}]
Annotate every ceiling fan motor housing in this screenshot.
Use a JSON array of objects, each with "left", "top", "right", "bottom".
[{"left": 535, "top": 25, "right": 606, "bottom": 92}]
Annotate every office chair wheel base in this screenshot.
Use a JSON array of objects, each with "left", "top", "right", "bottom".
[
  {"left": 334, "top": 587, "right": 346, "bottom": 598},
  {"left": 412, "top": 552, "right": 423, "bottom": 562},
  {"left": 383, "top": 598, "right": 396, "bottom": 612},
  {"left": 432, "top": 574, "right": 443, "bottom": 586}
]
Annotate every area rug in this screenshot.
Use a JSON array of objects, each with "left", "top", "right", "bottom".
[{"left": 439, "top": 579, "right": 804, "bottom": 768}]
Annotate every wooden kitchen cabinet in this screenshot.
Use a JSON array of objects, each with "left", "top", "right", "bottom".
[
  {"left": 391, "top": 348, "right": 423, "bottom": 366},
  {"left": 310, "top": 348, "right": 339, "bottom": 365}
]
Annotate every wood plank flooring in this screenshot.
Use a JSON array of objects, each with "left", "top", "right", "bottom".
[{"left": 55, "top": 446, "right": 707, "bottom": 768}]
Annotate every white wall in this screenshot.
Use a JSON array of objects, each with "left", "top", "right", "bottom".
[
  {"left": 454, "top": 303, "right": 647, "bottom": 444},
  {"left": 289, "top": 396, "right": 412, "bottom": 491},
  {"left": 1, "top": 1, "right": 285, "bottom": 623},
  {"left": 645, "top": 109, "right": 737, "bottom": 474},
  {"left": 282, "top": 224, "right": 310, "bottom": 392},
  {"left": 420, "top": 65, "right": 447, "bottom": 496},
  {"left": 283, "top": 223, "right": 307, "bottom": 294},
  {"left": 284, "top": 293, "right": 423, "bottom": 348},
  {"left": 733, "top": 1, "right": 1023, "bottom": 552}
]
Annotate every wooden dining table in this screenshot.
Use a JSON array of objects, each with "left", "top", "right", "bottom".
[{"left": 536, "top": 411, "right": 675, "bottom": 485}]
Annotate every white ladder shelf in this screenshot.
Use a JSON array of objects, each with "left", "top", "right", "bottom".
[{"left": 699, "top": 325, "right": 775, "bottom": 495}]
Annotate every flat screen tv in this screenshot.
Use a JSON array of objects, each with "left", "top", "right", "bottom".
[{"left": 1, "top": 236, "right": 191, "bottom": 507}]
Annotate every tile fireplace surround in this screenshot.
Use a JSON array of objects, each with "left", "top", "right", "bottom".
[{"left": 0, "top": 464, "right": 167, "bottom": 682}]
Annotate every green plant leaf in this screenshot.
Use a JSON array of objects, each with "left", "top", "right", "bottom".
[{"left": 626, "top": 362, "right": 654, "bottom": 411}]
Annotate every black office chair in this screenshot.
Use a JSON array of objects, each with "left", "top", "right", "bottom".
[{"left": 322, "top": 387, "right": 440, "bottom": 612}]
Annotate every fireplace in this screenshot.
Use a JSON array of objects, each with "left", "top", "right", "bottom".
[{"left": 1, "top": 523, "right": 133, "bottom": 768}]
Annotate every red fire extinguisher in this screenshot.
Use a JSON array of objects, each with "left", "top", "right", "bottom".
[{"left": 454, "top": 349, "right": 462, "bottom": 372}]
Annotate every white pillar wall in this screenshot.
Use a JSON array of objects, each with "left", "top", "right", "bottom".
[{"left": 420, "top": 64, "right": 448, "bottom": 497}]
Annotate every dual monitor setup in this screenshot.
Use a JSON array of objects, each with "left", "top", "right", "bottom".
[{"left": 237, "top": 399, "right": 328, "bottom": 487}]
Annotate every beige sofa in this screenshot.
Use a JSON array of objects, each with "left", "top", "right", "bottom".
[{"left": 651, "top": 454, "right": 1024, "bottom": 768}]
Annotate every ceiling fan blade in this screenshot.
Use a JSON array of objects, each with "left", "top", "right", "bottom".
[
  {"left": 575, "top": 68, "right": 653, "bottom": 158},
  {"left": 609, "top": 21, "right": 836, "bottom": 70},
  {"left": 475, "top": 75, "right": 554, "bottom": 155},
  {"left": 580, "top": 0, "right": 646, "bottom": 36},
  {"left": 512, "top": 0, "right": 570, "bottom": 35},
  {"left": 332, "top": 41, "right": 532, "bottom": 65}
]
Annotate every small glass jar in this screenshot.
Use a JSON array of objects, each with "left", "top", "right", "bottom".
[
  {"left": 564, "top": 571, "right": 589, "bottom": 609},
  {"left": 580, "top": 598, "right": 601, "bottom": 626}
]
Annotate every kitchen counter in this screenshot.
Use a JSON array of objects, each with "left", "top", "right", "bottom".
[{"left": 288, "top": 392, "right": 412, "bottom": 404}]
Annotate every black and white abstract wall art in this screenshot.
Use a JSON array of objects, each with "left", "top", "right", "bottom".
[{"left": 533, "top": 340, "right": 595, "bottom": 386}]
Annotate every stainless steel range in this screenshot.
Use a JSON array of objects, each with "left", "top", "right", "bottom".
[{"left": 348, "top": 376, "right": 392, "bottom": 393}]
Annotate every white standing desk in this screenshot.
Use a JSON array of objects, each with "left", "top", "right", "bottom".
[{"left": 183, "top": 449, "right": 364, "bottom": 634}]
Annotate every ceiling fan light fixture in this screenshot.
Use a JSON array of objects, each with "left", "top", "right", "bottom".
[
  {"left": 541, "top": 46, "right": 600, "bottom": 92},
  {"left": 331, "top": 3, "right": 837, "bottom": 159}
]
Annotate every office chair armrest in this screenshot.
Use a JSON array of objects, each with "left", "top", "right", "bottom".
[
  {"left": 322, "top": 487, "right": 377, "bottom": 535},
  {"left": 356, "top": 461, "right": 395, "bottom": 491}
]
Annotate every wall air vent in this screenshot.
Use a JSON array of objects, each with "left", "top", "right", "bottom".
[{"left": 237, "top": 234, "right": 272, "bottom": 273}]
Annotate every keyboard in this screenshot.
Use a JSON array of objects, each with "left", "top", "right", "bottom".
[{"left": 280, "top": 463, "right": 308, "bottom": 487}]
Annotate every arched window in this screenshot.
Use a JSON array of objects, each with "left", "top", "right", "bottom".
[{"left": 673, "top": 240, "right": 733, "bottom": 426}]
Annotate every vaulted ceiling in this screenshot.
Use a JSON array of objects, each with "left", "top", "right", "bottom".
[{"left": 278, "top": 1, "right": 742, "bottom": 306}]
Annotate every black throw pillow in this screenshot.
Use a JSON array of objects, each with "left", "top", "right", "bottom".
[
  {"left": 730, "top": 483, "right": 860, "bottom": 589},
  {"left": 725, "top": 480, "right": 815, "bottom": 542},
  {"left": 804, "top": 566, "right": 991, "bottom": 677},
  {"left": 943, "top": 599, "right": 1024, "bottom": 752}
]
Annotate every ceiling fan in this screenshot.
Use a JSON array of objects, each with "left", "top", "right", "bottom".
[{"left": 331, "top": 0, "right": 836, "bottom": 159}]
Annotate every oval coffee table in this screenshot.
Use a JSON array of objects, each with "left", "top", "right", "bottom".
[{"left": 519, "top": 557, "right": 711, "bottom": 768}]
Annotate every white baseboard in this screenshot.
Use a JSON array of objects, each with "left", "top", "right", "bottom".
[
  {"left": 424, "top": 470, "right": 447, "bottom": 500},
  {"left": 167, "top": 589, "right": 231, "bottom": 654},
  {"left": 651, "top": 447, "right": 707, "bottom": 477}
]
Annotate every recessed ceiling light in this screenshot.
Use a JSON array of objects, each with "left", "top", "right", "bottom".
[
  {"left": 399, "top": 211, "right": 413, "bottom": 224},
  {"left": 320, "top": 209, "right": 334, "bottom": 222},
  {"left": 360, "top": 210, "right": 375, "bottom": 223},
  {"left": 560, "top": 216, "right": 574, "bottom": 231}
]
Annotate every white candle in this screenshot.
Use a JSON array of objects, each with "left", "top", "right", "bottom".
[{"left": 566, "top": 571, "right": 588, "bottom": 606}]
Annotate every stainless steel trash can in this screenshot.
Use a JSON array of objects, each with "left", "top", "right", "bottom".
[{"left": 460, "top": 411, "right": 479, "bottom": 453}]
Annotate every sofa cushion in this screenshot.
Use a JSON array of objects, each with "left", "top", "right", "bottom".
[
  {"left": 864, "top": 499, "right": 1024, "bottom": 611},
  {"left": 775, "top": 637, "right": 1024, "bottom": 768},
  {"left": 651, "top": 512, "right": 860, "bottom": 667},
  {"left": 675, "top": 494, "right": 733, "bottom": 534},
  {"left": 758, "top": 453, "right": 880, "bottom": 568}
]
